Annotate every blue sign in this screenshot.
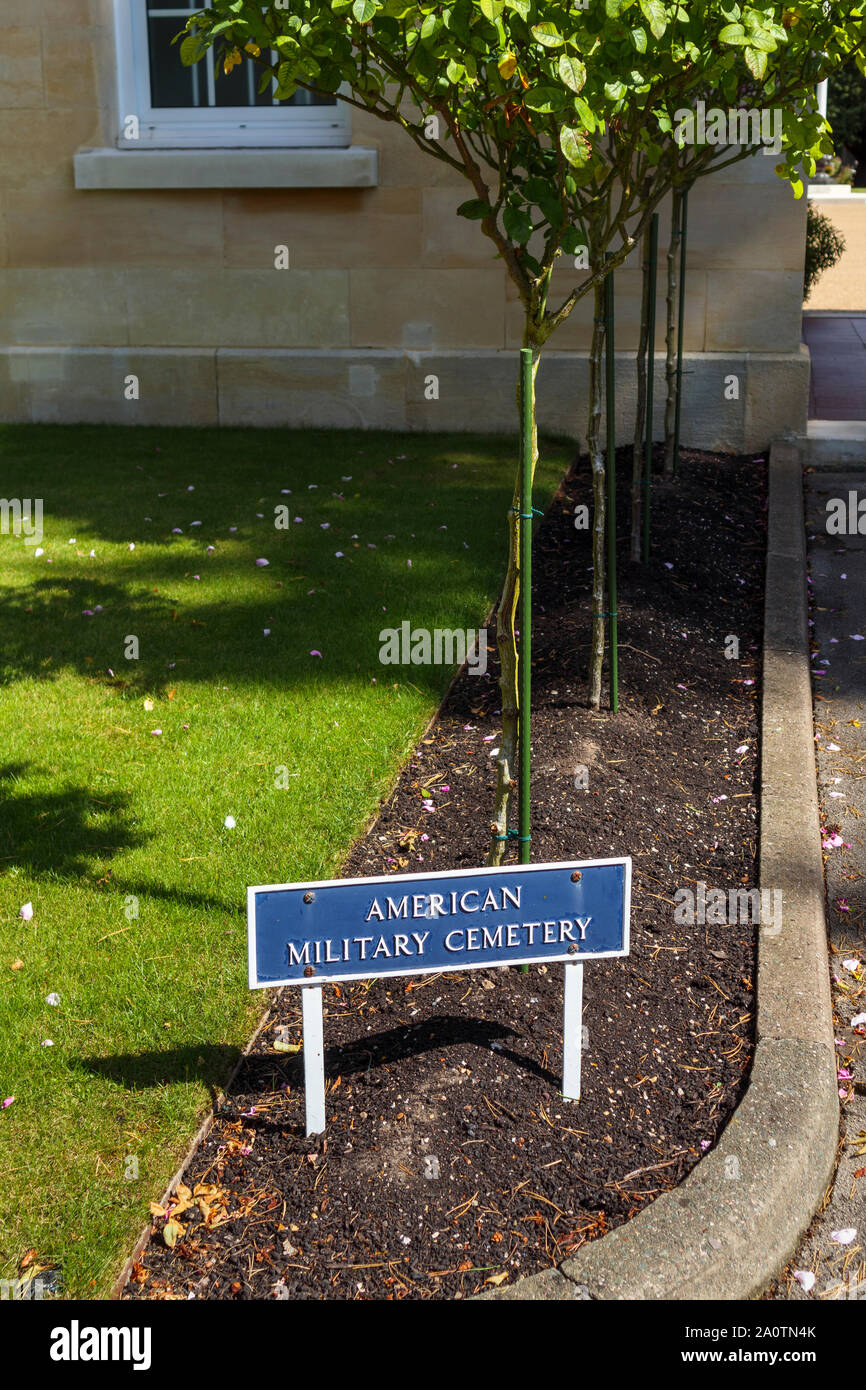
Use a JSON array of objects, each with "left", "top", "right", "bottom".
[{"left": 247, "top": 857, "right": 630, "bottom": 988}]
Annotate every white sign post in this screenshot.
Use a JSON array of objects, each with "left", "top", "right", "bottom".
[
  {"left": 562, "top": 959, "right": 584, "bottom": 1101},
  {"left": 301, "top": 985, "right": 326, "bottom": 1136}
]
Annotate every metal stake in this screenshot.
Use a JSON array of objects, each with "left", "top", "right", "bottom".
[
  {"left": 518, "top": 346, "right": 533, "bottom": 971},
  {"left": 519, "top": 345, "right": 533, "bottom": 867},
  {"left": 672, "top": 188, "right": 688, "bottom": 478},
  {"left": 643, "top": 213, "right": 659, "bottom": 564},
  {"left": 604, "top": 258, "right": 618, "bottom": 713}
]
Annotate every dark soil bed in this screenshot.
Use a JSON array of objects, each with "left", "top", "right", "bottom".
[{"left": 125, "top": 446, "right": 765, "bottom": 1301}]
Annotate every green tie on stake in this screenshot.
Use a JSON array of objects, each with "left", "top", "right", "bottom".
[
  {"left": 672, "top": 188, "right": 688, "bottom": 479},
  {"left": 519, "top": 347, "right": 533, "bottom": 971},
  {"left": 604, "top": 258, "right": 619, "bottom": 715},
  {"left": 642, "top": 213, "right": 659, "bottom": 564}
]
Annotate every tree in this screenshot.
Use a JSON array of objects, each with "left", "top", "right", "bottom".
[
  {"left": 804, "top": 202, "right": 847, "bottom": 297},
  {"left": 179, "top": 0, "right": 866, "bottom": 860}
]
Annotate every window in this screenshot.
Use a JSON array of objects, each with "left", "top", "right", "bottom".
[{"left": 113, "top": 0, "right": 350, "bottom": 148}]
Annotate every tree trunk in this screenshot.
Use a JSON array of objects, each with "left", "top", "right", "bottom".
[
  {"left": 487, "top": 327, "right": 541, "bottom": 867},
  {"left": 663, "top": 187, "right": 682, "bottom": 480},
  {"left": 588, "top": 277, "right": 607, "bottom": 711},
  {"left": 631, "top": 222, "right": 651, "bottom": 562}
]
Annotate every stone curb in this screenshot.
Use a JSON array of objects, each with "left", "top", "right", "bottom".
[
  {"left": 803, "top": 423, "right": 866, "bottom": 468},
  {"left": 481, "top": 439, "right": 839, "bottom": 1300}
]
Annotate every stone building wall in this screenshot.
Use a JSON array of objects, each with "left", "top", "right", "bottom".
[{"left": 0, "top": 0, "right": 809, "bottom": 448}]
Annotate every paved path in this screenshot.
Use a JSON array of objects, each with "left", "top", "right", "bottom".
[
  {"left": 805, "top": 194, "right": 866, "bottom": 314},
  {"left": 802, "top": 316, "right": 866, "bottom": 421},
  {"left": 769, "top": 468, "right": 866, "bottom": 1300}
]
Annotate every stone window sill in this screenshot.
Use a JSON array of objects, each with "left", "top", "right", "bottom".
[{"left": 73, "top": 146, "right": 378, "bottom": 191}]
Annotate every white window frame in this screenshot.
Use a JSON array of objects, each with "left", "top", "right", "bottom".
[{"left": 113, "top": 0, "right": 351, "bottom": 148}]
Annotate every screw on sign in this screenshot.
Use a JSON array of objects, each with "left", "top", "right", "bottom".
[{"left": 247, "top": 857, "right": 631, "bottom": 1136}]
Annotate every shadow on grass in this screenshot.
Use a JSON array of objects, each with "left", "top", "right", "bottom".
[
  {"left": 0, "top": 425, "right": 573, "bottom": 698},
  {"left": 79, "top": 1044, "right": 241, "bottom": 1105},
  {"left": 0, "top": 775, "right": 143, "bottom": 876},
  {"left": 0, "top": 556, "right": 495, "bottom": 699},
  {"left": 0, "top": 764, "right": 242, "bottom": 912}
]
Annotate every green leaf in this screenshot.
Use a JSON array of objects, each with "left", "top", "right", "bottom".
[
  {"left": 638, "top": 0, "right": 667, "bottom": 39},
  {"left": 717, "top": 22, "right": 747, "bottom": 42},
  {"left": 478, "top": 0, "right": 505, "bottom": 17},
  {"left": 420, "top": 12, "right": 440, "bottom": 37},
  {"left": 531, "top": 22, "right": 564, "bottom": 46},
  {"left": 523, "top": 86, "right": 567, "bottom": 112},
  {"left": 446, "top": 58, "right": 465, "bottom": 82},
  {"left": 503, "top": 204, "right": 533, "bottom": 242},
  {"left": 316, "top": 63, "right": 344, "bottom": 92},
  {"left": 523, "top": 176, "right": 552, "bottom": 202},
  {"left": 560, "top": 125, "right": 591, "bottom": 167},
  {"left": 456, "top": 198, "right": 489, "bottom": 219},
  {"left": 558, "top": 54, "right": 586, "bottom": 93},
  {"left": 604, "top": 79, "right": 626, "bottom": 101},
  {"left": 352, "top": 0, "right": 377, "bottom": 21},
  {"left": 179, "top": 33, "right": 211, "bottom": 66},
  {"left": 630, "top": 25, "right": 647, "bottom": 52},
  {"left": 574, "top": 95, "right": 597, "bottom": 132},
  {"left": 560, "top": 226, "right": 586, "bottom": 254},
  {"left": 275, "top": 64, "right": 298, "bottom": 99},
  {"left": 205, "top": 20, "right": 242, "bottom": 40},
  {"left": 503, "top": 0, "right": 531, "bottom": 18},
  {"left": 746, "top": 29, "right": 778, "bottom": 51},
  {"left": 744, "top": 45, "right": 767, "bottom": 79},
  {"left": 537, "top": 195, "right": 565, "bottom": 229}
]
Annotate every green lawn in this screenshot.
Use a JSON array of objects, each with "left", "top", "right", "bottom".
[{"left": 0, "top": 424, "right": 568, "bottom": 1298}]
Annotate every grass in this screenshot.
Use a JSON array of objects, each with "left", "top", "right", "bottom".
[{"left": 0, "top": 424, "right": 569, "bottom": 1298}]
